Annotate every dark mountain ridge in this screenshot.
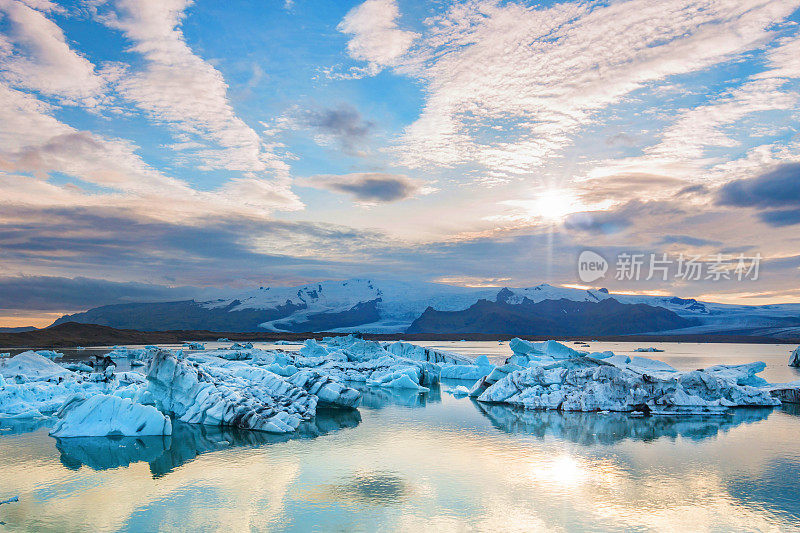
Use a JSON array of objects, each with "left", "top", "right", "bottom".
[{"left": 406, "top": 297, "right": 698, "bottom": 335}]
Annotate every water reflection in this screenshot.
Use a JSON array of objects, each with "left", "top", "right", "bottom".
[
  {"left": 0, "top": 417, "right": 53, "bottom": 436},
  {"left": 324, "top": 471, "right": 414, "bottom": 505},
  {"left": 474, "top": 402, "right": 774, "bottom": 444},
  {"left": 54, "top": 409, "right": 361, "bottom": 476},
  {"left": 351, "top": 383, "right": 442, "bottom": 409}
]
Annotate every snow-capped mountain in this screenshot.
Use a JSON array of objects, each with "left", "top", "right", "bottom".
[{"left": 52, "top": 278, "right": 800, "bottom": 336}]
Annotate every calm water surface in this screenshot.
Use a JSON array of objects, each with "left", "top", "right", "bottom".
[{"left": 1, "top": 342, "right": 799, "bottom": 532}]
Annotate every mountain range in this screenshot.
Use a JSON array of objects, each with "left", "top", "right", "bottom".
[{"left": 52, "top": 279, "right": 800, "bottom": 336}]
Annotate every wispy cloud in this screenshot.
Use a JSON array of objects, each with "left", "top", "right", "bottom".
[
  {"left": 0, "top": 0, "right": 106, "bottom": 105},
  {"left": 100, "top": 0, "right": 289, "bottom": 176},
  {"left": 366, "top": 0, "right": 800, "bottom": 177}
]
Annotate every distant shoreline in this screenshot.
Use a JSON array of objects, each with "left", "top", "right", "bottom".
[{"left": 0, "top": 321, "right": 797, "bottom": 348}]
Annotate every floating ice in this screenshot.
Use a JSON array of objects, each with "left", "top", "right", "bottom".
[
  {"left": 382, "top": 341, "right": 473, "bottom": 365},
  {"left": 477, "top": 356, "right": 780, "bottom": 415},
  {"left": 768, "top": 380, "right": 800, "bottom": 404},
  {"left": 448, "top": 385, "right": 470, "bottom": 397},
  {"left": 469, "top": 363, "right": 525, "bottom": 398},
  {"left": 633, "top": 347, "right": 664, "bottom": 352},
  {"left": 0, "top": 352, "right": 107, "bottom": 418},
  {"left": 183, "top": 342, "right": 205, "bottom": 350},
  {"left": 507, "top": 339, "right": 584, "bottom": 366},
  {"left": 50, "top": 394, "right": 172, "bottom": 437},
  {"left": 1, "top": 351, "right": 73, "bottom": 382},
  {"left": 34, "top": 350, "right": 64, "bottom": 360},
  {"left": 789, "top": 346, "right": 800, "bottom": 367},
  {"left": 440, "top": 354, "right": 495, "bottom": 381},
  {"left": 106, "top": 346, "right": 158, "bottom": 360},
  {"left": 145, "top": 349, "right": 358, "bottom": 433},
  {"left": 440, "top": 364, "right": 493, "bottom": 380},
  {"left": 62, "top": 362, "right": 93, "bottom": 373},
  {"left": 229, "top": 342, "right": 253, "bottom": 350}
]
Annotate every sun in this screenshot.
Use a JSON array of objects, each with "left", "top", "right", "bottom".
[{"left": 533, "top": 189, "right": 580, "bottom": 221}]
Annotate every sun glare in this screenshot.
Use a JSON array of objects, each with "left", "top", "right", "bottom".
[{"left": 533, "top": 189, "right": 580, "bottom": 221}]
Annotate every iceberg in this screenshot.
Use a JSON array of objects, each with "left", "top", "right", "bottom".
[
  {"left": 469, "top": 363, "right": 525, "bottom": 398},
  {"left": 62, "top": 362, "right": 93, "bottom": 373},
  {"left": 382, "top": 341, "right": 473, "bottom": 365},
  {"left": 50, "top": 394, "right": 172, "bottom": 437},
  {"left": 625, "top": 356, "right": 678, "bottom": 374},
  {"left": 440, "top": 364, "right": 493, "bottom": 380},
  {"left": 768, "top": 379, "right": 800, "bottom": 404},
  {"left": 229, "top": 342, "right": 254, "bottom": 350},
  {"left": 448, "top": 385, "right": 470, "bottom": 397},
  {"left": 440, "top": 355, "right": 495, "bottom": 381},
  {"left": 145, "top": 349, "right": 359, "bottom": 433},
  {"left": 34, "top": 350, "right": 64, "bottom": 360},
  {"left": 633, "top": 347, "right": 665, "bottom": 352},
  {"left": 476, "top": 357, "right": 780, "bottom": 414},
  {"left": 183, "top": 342, "right": 205, "bottom": 350},
  {"left": 507, "top": 339, "right": 584, "bottom": 366},
  {"left": 1, "top": 351, "right": 73, "bottom": 382},
  {"left": 789, "top": 346, "right": 800, "bottom": 367}
]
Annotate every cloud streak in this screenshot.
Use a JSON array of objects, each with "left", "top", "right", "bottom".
[{"left": 301, "top": 172, "right": 425, "bottom": 203}]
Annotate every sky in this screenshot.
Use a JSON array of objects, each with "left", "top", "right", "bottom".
[{"left": 1, "top": 0, "right": 800, "bottom": 326}]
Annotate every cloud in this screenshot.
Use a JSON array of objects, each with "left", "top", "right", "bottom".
[
  {"left": 301, "top": 172, "right": 424, "bottom": 203},
  {"left": 676, "top": 184, "right": 708, "bottom": 197},
  {"left": 337, "top": 0, "right": 418, "bottom": 76},
  {"left": 298, "top": 104, "right": 374, "bottom": 154},
  {"left": 757, "top": 209, "right": 800, "bottom": 227},
  {"left": 100, "top": 0, "right": 288, "bottom": 176},
  {"left": 717, "top": 162, "right": 800, "bottom": 209},
  {"left": 387, "top": 0, "right": 799, "bottom": 176},
  {"left": 0, "top": 205, "right": 388, "bottom": 286},
  {"left": 656, "top": 235, "right": 722, "bottom": 247},
  {"left": 0, "top": 275, "right": 206, "bottom": 311},
  {"left": 564, "top": 210, "right": 632, "bottom": 235},
  {"left": 0, "top": 0, "right": 106, "bottom": 105},
  {"left": 563, "top": 200, "right": 686, "bottom": 235}
]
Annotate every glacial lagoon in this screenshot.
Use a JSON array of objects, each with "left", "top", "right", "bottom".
[{"left": 1, "top": 341, "right": 799, "bottom": 532}]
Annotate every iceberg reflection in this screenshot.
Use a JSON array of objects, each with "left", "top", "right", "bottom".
[
  {"left": 474, "top": 402, "right": 774, "bottom": 444},
  {"left": 350, "top": 383, "right": 442, "bottom": 409},
  {"left": 0, "top": 416, "right": 53, "bottom": 436},
  {"left": 54, "top": 408, "right": 361, "bottom": 475}
]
